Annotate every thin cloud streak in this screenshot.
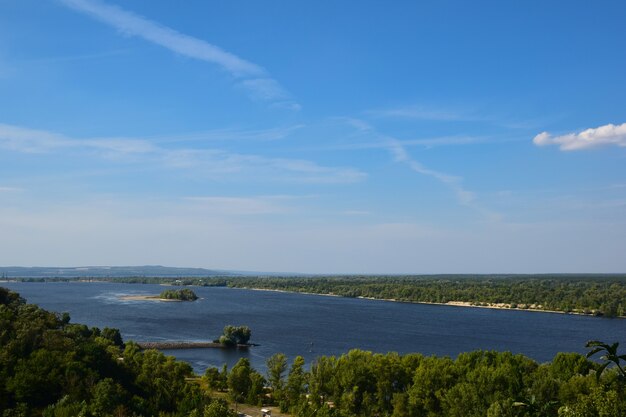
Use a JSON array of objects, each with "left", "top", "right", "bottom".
[
  {"left": 59, "top": 0, "right": 297, "bottom": 105},
  {"left": 0, "top": 123, "right": 365, "bottom": 184},
  {"left": 153, "top": 125, "right": 305, "bottom": 144},
  {"left": 312, "top": 135, "right": 492, "bottom": 152},
  {"left": 336, "top": 117, "right": 499, "bottom": 217},
  {"left": 59, "top": 0, "right": 261, "bottom": 75},
  {"left": 368, "top": 105, "right": 483, "bottom": 122},
  {"left": 386, "top": 138, "right": 476, "bottom": 205}
]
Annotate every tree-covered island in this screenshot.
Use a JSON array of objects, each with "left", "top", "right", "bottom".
[
  {"left": 215, "top": 325, "right": 252, "bottom": 347},
  {"left": 119, "top": 288, "right": 199, "bottom": 302},
  {"left": 159, "top": 288, "right": 198, "bottom": 301}
]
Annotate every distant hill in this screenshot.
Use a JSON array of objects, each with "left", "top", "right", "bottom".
[{"left": 0, "top": 265, "right": 238, "bottom": 278}]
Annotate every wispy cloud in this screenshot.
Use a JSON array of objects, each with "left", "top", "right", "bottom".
[
  {"left": 368, "top": 105, "right": 482, "bottom": 122},
  {"left": 386, "top": 138, "right": 476, "bottom": 205},
  {"left": 24, "top": 49, "right": 130, "bottom": 64},
  {"left": 58, "top": 0, "right": 297, "bottom": 107},
  {"left": 367, "top": 104, "right": 546, "bottom": 132},
  {"left": 0, "top": 123, "right": 73, "bottom": 153},
  {"left": 336, "top": 118, "right": 499, "bottom": 217},
  {"left": 236, "top": 78, "right": 292, "bottom": 103},
  {"left": 0, "top": 123, "right": 364, "bottom": 184},
  {"left": 318, "top": 135, "right": 491, "bottom": 152},
  {"left": 533, "top": 122, "right": 626, "bottom": 151},
  {"left": 154, "top": 125, "right": 305, "bottom": 144},
  {"left": 0, "top": 186, "right": 21, "bottom": 193},
  {"left": 185, "top": 195, "right": 302, "bottom": 215}
]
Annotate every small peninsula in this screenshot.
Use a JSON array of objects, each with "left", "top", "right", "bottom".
[{"left": 120, "top": 288, "right": 198, "bottom": 302}]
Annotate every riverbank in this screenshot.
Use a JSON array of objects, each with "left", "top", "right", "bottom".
[
  {"left": 136, "top": 341, "right": 255, "bottom": 350},
  {"left": 236, "top": 286, "right": 623, "bottom": 318}
]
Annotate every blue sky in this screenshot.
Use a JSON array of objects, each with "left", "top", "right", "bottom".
[{"left": 1, "top": 0, "right": 625, "bottom": 273}]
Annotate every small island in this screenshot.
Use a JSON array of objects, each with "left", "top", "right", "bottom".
[
  {"left": 159, "top": 288, "right": 198, "bottom": 301},
  {"left": 119, "top": 288, "right": 198, "bottom": 302},
  {"left": 215, "top": 325, "right": 252, "bottom": 347}
]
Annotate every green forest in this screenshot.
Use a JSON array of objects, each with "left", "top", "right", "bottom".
[
  {"left": 139, "top": 275, "right": 626, "bottom": 318},
  {"left": 209, "top": 276, "right": 626, "bottom": 317},
  {"left": 1, "top": 286, "right": 625, "bottom": 416}
]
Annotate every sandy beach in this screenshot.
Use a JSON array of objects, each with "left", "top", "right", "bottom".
[{"left": 119, "top": 294, "right": 183, "bottom": 302}]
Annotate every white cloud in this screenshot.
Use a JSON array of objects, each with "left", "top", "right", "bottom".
[
  {"left": 533, "top": 122, "right": 626, "bottom": 151},
  {"left": 0, "top": 123, "right": 365, "bottom": 184},
  {"left": 58, "top": 0, "right": 298, "bottom": 107}
]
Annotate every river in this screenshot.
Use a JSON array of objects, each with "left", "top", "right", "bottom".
[{"left": 2, "top": 281, "right": 624, "bottom": 373}]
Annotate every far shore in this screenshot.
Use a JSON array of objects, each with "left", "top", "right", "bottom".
[
  {"left": 3, "top": 280, "right": 621, "bottom": 318},
  {"left": 234, "top": 286, "right": 624, "bottom": 318}
]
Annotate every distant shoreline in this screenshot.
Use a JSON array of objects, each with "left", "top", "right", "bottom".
[
  {"left": 235, "top": 286, "right": 624, "bottom": 318},
  {"left": 2, "top": 280, "right": 622, "bottom": 318}
]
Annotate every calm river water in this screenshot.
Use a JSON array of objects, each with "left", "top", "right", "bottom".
[{"left": 2, "top": 282, "right": 624, "bottom": 373}]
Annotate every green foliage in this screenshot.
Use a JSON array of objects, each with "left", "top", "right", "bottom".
[
  {"left": 284, "top": 356, "right": 307, "bottom": 412},
  {"left": 0, "top": 287, "right": 210, "bottom": 416},
  {"left": 226, "top": 358, "right": 265, "bottom": 404},
  {"left": 158, "top": 288, "right": 198, "bottom": 301},
  {"left": 218, "top": 325, "right": 252, "bottom": 346},
  {"left": 3, "top": 285, "right": 626, "bottom": 417},
  {"left": 260, "top": 349, "right": 625, "bottom": 417},
  {"left": 188, "top": 275, "right": 626, "bottom": 317},
  {"left": 203, "top": 367, "right": 225, "bottom": 391},
  {"left": 201, "top": 399, "right": 237, "bottom": 417},
  {"left": 586, "top": 340, "right": 626, "bottom": 381},
  {"left": 266, "top": 353, "right": 288, "bottom": 402}
]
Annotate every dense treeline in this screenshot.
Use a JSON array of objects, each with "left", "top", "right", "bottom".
[
  {"left": 0, "top": 287, "right": 233, "bottom": 417},
  {"left": 1, "top": 286, "right": 626, "bottom": 416},
  {"left": 159, "top": 288, "right": 198, "bottom": 301},
  {"left": 11, "top": 274, "right": 626, "bottom": 317},
  {"left": 197, "top": 276, "right": 626, "bottom": 317},
  {"left": 205, "top": 347, "right": 626, "bottom": 417}
]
